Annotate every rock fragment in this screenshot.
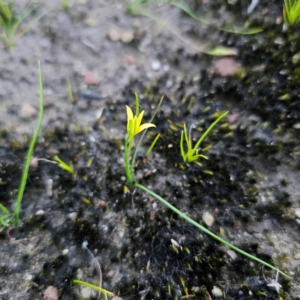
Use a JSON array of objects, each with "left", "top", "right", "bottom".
[
  {"left": 202, "top": 211, "right": 215, "bottom": 227},
  {"left": 151, "top": 59, "right": 161, "bottom": 71},
  {"left": 214, "top": 58, "right": 241, "bottom": 77},
  {"left": 44, "top": 286, "right": 58, "bottom": 300},
  {"left": 19, "top": 103, "right": 37, "bottom": 119},
  {"left": 121, "top": 30, "right": 134, "bottom": 43},
  {"left": 83, "top": 71, "right": 100, "bottom": 85},
  {"left": 212, "top": 286, "right": 223, "bottom": 297},
  {"left": 108, "top": 28, "right": 121, "bottom": 42}
]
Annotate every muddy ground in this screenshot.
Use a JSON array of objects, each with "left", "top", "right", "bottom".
[{"left": 0, "top": 0, "right": 300, "bottom": 299}]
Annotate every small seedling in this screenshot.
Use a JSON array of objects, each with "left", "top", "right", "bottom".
[
  {"left": 54, "top": 156, "right": 74, "bottom": 174},
  {"left": 0, "top": 204, "right": 10, "bottom": 226},
  {"left": 61, "top": 0, "right": 71, "bottom": 10},
  {"left": 66, "top": 74, "right": 75, "bottom": 103},
  {"left": 283, "top": 0, "right": 300, "bottom": 25},
  {"left": 180, "top": 111, "right": 228, "bottom": 165},
  {"left": 0, "top": 0, "right": 35, "bottom": 48},
  {"left": 0, "top": 61, "right": 44, "bottom": 226}
]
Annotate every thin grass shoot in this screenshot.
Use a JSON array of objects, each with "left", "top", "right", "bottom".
[
  {"left": 72, "top": 280, "right": 114, "bottom": 299},
  {"left": 145, "top": 133, "right": 160, "bottom": 156},
  {"left": 180, "top": 111, "right": 228, "bottom": 164},
  {"left": 54, "top": 156, "right": 74, "bottom": 174},
  {"left": 13, "top": 61, "right": 44, "bottom": 226},
  {"left": 283, "top": 0, "right": 300, "bottom": 25}
]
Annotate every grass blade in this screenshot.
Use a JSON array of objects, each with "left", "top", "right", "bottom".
[
  {"left": 72, "top": 280, "right": 114, "bottom": 296},
  {"left": 146, "top": 133, "right": 160, "bottom": 156},
  {"left": 13, "top": 61, "right": 44, "bottom": 226},
  {"left": 193, "top": 111, "right": 228, "bottom": 152}
]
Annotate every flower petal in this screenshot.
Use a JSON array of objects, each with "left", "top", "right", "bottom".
[
  {"left": 126, "top": 106, "right": 133, "bottom": 121},
  {"left": 137, "top": 110, "right": 145, "bottom": 127},
  {"left": 136, "top": 123, "right": 156, "bottom": 134}
]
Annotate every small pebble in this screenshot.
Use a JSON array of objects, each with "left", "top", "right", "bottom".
[
  {"left": 151, "top": 59, "right": 161, "bottom": 71},
  {"left": 98, "top": 199, "right": 107, "bottom": 207},
  {"left": 83, "top": 71, "right": 99, "bottom": 85},
  {"left": 202, "top": 212, "right": 215, "bottom": 227},
  {"left": 67, "top": 212, "right": 78, "bottom": 221},
  {"left": 62, "top": 249, "right": 69, "bottom": 255},
  {"left": 19, "top": 103, "right": 37, "bottom": 119},
  {"left": 227, "top": 250, "right": 237, "bottom": 260},
  {"left": 214, "top": 58, "right": 240, "bottom": 77},
  {"left": 35, "top": 209, "right": 45, "bottom": 215},
  {"left": 121, "top": 31, "right": 134, "bottom": 43},
  {"left": 30, "top": 157, "right": 39, "bottom": 168},
  {"left": 295, "top": 209, "right": 300, "bottom": 218},
  {"left": 212, "top": 286, "right": 223, "bottom": 297},
  {"left": 228, "top": 113, "right": 239, "bottom": 124},
  {"left": 107, "top": 28, "right": 120, "bottom": 42},
  {"left": 44, "top": 286, "right": 58, "bottom": 300},
  {"left": 274, "top": 37, "right": 285, "bottom": 45},
  {"left": 80, "top": 286, "right": 96, "bottom": 299}
]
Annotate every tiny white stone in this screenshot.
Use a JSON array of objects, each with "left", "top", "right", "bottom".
[
  {"left": 62, "top": 249, "right": 69, "bottom": 255},
  {"left": 227, "top": 249, "right": 237, "bottom": 260},
  {"left": 19, "top": 103, "right": 37, "bottom": 119},
  {"left": 121, "top": 31, "right": 134, "bottom": 43},
  {"left": 212, "top": 286, "right": 223, "bottom": 297},
  {"left": 35, "top": 209, "right": 45, "bottom": 215},
  {"left": 81, "top": 286, "right": 96, "bottom": 298},
  {"left": 67, "top": 212, "right": 78, "bottom": 221},
  {"left": 151, "top": 60, "right": 161, "bottom": 71},
  {"left": 202, "top": 212, "right": 215, "bottom": 227},
  {"left": 23, "top": 273, "right": 33, "bottom": 281}
]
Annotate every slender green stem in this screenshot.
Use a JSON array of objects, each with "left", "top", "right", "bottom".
[
  {"left": 13, "top": 61, "right": 44, "bottom": 226},
  {"left": 146, "top": 133, "right": 160, "bottom": 156},
  {"left": 134, "top": 183, "right": 291, "bottom": 279},
  {"left": 124, "top": 137, "right": 134, "bottom": 184},
  {"left": 135, "top": 92, "right": 139, "bottom": 116}
]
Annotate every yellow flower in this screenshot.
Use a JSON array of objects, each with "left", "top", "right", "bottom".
[{"left": 126, "top": 105, "right": 155, "bottom": 140}]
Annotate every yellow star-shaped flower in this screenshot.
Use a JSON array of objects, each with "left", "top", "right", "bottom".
[{"left": 126, "top": 105, "right": 156, "bottom": 140}]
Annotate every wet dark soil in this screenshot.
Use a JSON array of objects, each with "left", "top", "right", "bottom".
[{"left": 1, "top": 0, "right": 300, "bottom": 299}]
